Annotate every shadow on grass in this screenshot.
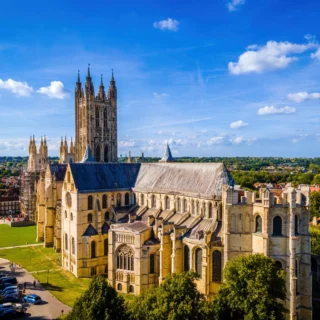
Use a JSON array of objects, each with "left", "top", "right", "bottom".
[{"left": 40, "top": 283, "right": 63, "bottom": 292}]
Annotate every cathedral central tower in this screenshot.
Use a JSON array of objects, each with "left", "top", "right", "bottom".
[{"left": 75, "top": 66, "right": 118, "bottom": 162}]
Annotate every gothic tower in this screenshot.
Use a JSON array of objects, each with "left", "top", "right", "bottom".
[{"left": 75, "top": 66, "right": 117, "bottom": 162}]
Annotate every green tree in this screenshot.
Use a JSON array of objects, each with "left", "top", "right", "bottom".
[
  {"left": 127, "top": 272, "right": 210, "bottom": 320},
  {"left": 310, "top": 192, "right": 320, "bottom": 219},
  {"left": 313, "top": 174, "right": 320, "bottom": 185},
  {"left": 310, "top": 226, "right": 320, "bottom": 255},
  {"left": 65, "top": 276, "right": 126, "bottom": 320},
  {"left": 212, "top": 254, "right": 287, "bottom": 320}
]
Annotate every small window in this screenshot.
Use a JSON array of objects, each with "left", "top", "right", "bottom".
[
  {"left": 184, "top": 199, "right": 187, "bottom": 212},
  {"left": 65, "top": 233, "right": 68, "bottom": 250},
  {"left": 72, "top": 237, "right": 75, "bottom": 255},
  {"left": 273, "top": 216, "right": 282, "bottom": 236},
  {"left": 125, "top": 193, "right": 130, "bottom": 206},
  {"left": 152, "top": 195, "right": 156, "bottom": 208},
  {"left": 117, "top": 283, "right": 122, "bottom": 291},
  {"left": 184, "top": 245, "right": 190, "bottom": 272},
  {"left": 196, "top": 248, "right": 202, "bottom": 278},
  {"left": 67, "top": 171, "right": 70, "bottom": 183},
  {"left": 65, "top": 210, "right": 67, "bottom": 219},
  {"left": 129, "top": 285, "right": 134, "bottom": 293},
  {"left": 165, "top": 197, "right": 170, "bottom": 210},
  {"left": 116, "top": 193, "right": 121, "bottom": 206},
  {"left": 102, "top": 195, "right": 107, "bottom": 209},
  {"left": 295, "top": 215, "right": 299, "bottom": 235},
  {"left": 88, "top": 213, "right": 93, "bottom": 223},
  {"left": 91, "top": 268, "right": 96, "bottom": 276},
  {"left": 177, "top": 198, "right": 181, "bottom": 212},
  {"left": 141, "top": 194, "right": 144, "bottom": 206},
  {"left": 150, "top": 254, "right": 155, "bottom": 274},
  {"left": 104, "top": 109, "right": 107, "bottom": 127},
  {"left": 88, "top": 196, "right": 93, "bottom": 210},
  {"left": 275, "top": 260, "right": 282, "bottom": 269},
  {"left": 208, "top": 203, "right": 213, "bottom": 218},
  {"left": 255, "top": 215, "right": 262, "bottom": 233},
  {"left": 91, "top": 241, "right": 96, "bottom": 258},
  {"left": 105, "top": 212, "right": 109, "bottom": 220},
  {"left": 212, "top": 251, "right": 222, "bottom": 282},
  {"left": 104, "top": 239, "right": 108, "bottom": 256},
  {"left": 70, "top": 212, "right": 73, "bottom": 221}
]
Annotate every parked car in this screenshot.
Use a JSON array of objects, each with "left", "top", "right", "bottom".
[
  {"left": 0, "top": 303, "right": 14, "bottom": 312},
  {"left": 1, "top": 295, "right": 18, "bottom": 303},
  {"left": 0, "top": 278, "right": 17, "bottom": 285},
  {"left": 0, "top": 307, "right": 25, "bottom": 319},
  {"left": 0, "top": 286, "right": 18, "bottom": 294},
  {"left": 23, "top": 294, "right": 42, "bottom": 304},
  {"left": 2, "top": 290, "right": 19, "bottom": 297}
]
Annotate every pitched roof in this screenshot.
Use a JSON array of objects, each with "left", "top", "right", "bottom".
[
  {"left": 101, "top": 222, "right": 110, "bottom": 234},
  {"left": 82, "top": 224, "right": 98, "bottom": 236},
  {"left": 70, "top": 163, "right": 141, "bottom": 193},
  {"left": 112, "top": 221, "right": 151, "bottom": 233},
  {"left": 134, "top": 163, "right": 234, "bottom": 198},
  {"left": 49, "top": 163, "right": 67, "bottom": 181},
  {"left": 159, "top": 143, "right": 174, "bottom": 163},
  {"left": 81, "top": 145, "right": 96, "bottom": 163}
]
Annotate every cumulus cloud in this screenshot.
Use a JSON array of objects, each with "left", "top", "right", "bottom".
[
  {"left": 153, "top": 92, "right": 168, "bottom": 98},
  {"left": 230, "top": 120, "right": 248, "bottom": 129},
  {"left": 288, "top": 91, "right": 320, "bottom": 103},
  {"left": 37, "top": 81, "right": 69, "bottom": 99},
  {"left": 153, "top": 18, "right": 179, "bottom": 32},
  {"left": 119, "top": 139, "right": 137, "bottom": 148},
  {"left": 257, "top": 106, "right": 296, "bottom": 115},
  {"left": 227, "top": 0, "right": 245, "bottom": 11},
  {"left": 0, "top": 79, "right": 33, "bottom": 97},
  {"left": 206, "top": 135, "right": 256, "bottom": 146},
  {"left": 228, "top": 40, "right": 318, "bottom": 75},
  {"left": 311, "top": 48, "right": 320, "bottom": 60}
]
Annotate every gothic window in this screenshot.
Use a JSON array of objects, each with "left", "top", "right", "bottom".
[
  {"left": 104, "top": 145, "right": 108, "bottom": 162},
  {"left": 95, "top": 145, "right": 101, "bottom": 162},
  {"left": 195, "top": 248, "right": 202, "bottom": 278},
  {"left": 141, "top": 194, "right": 144, "bottom": 206},
  {"left": 88, "top": 213, "right": 93, "bottom": 223},
  {"left": 65, "top": 233, "right": 68, "bottom": 250},
  {"left": 191, "top": 200, "right": 195, "bottom": 215},
  {"left": 273, "top": 216, "right": 282, "bottom": 236},
  {"left": 184, "top": 245, "right": 190, "bottom": 272},
  {"left": 295, "top": 215, "right": 299, "bottom": 235},
  {"left": 104, "top": 239, "right": 108, "bottom": 256},
  {"left": 72, "top": 237, "right": 75, "bottom": 255},
  {"left": 105, "top": 212, "right": 109, "bottom": 220},
  {"left": 238, "top": 214, "right": 243, "bottom": 233},
  {"left": 196, "top": 201, "right": 199, "bottom": 215},
  {"left": 91, "top": 268, "right": 96, "bottom": 276},
  {"left": 208, "top": 203, "right": 213, "bottom": 218},
  {"left": 129, "top": 285, "right": 134, "bottom": 293},
  {"left": 102, "top": 195, "right": 107, "bottom": 209},
  {"left": 125, "top": 193, "right": 130, "bottom": 206},
  {"left": 95, "top": 108, "right": 99, "bottom": 127},
  {"left": 212, "top": 251, "right": 222, "bottom": 281},
  {"left": 65, "top": 210, "right": 67, "bottom": 219},
  {"left": 117, "top": 283, "right": 122, "bottom": 291},
  {"left": 275, "top": 260, "right": 282, "bottom": 270},
  {"left": 184, "top": 199, "right": 187, "bottom": 212},
  {"left": 231, "top": 214, "right": 236, "bottom": 232},
  {"left": 150, "top": 254, "right": 155, "bottom": 274},
  {"left": 255, "top": 215, "right": 262, "bottom": 233},
  {"left": 165, "top": 197, "right": 170, "bottom": 210},
  {"left": 88, "top": 196, "right": 93, "bottom": 210},
  {"left": 91, "top": 241, "right": 96, "bottom": 258},
  {"left": 245, "top": 214, "right": 251, "bottom": 232},
  {"left": 103, "top": 108, "right": 107, "bottom": 127},
  {"left": 117, "top": 245, "right": 134, "bottom": 271},
  {"left": 152, "top": 195, "right": 156, "bottom": 208},
  {"left": 177, "top": 198, "right": 181, "bottom": 212},
  {"left": 116, "top": 193, "right": 121, "bottom": 206},
  {"left": 70, "top": 212, "right": 73, "bottom": 221}
]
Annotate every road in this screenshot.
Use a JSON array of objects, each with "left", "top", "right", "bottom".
[
  {"left": 0, "top": 243, "right": 43, "bottom": 250},
  {"left": 0, "top": 257, "right": 71, "bottom": 319}
]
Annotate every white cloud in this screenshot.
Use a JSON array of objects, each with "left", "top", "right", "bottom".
[
  {"left": 0, "top": 79, "right": 33, "bottom": 96},
  {"left": 229, "top": 40, "right": 318, "bottom": 75},
  {"left": 153, "top": 18, "right": 179, "bottom": 32},
  {"left": 288, "top": 91, "right": 320, "bottom": 103},
  {"left": 119, "top": 139, "right": 137, "bottom": 148},
  {"left": 257, "top": 106, "right": 296, "bottom": 115},
  {"left": 311, "top": 48, "right": 320, "bottom": 60},
  {"left": 153, "top": 92, "right": 168, "bottom": 98},
  {"left": 230, "top": 120, "right": 248, "bottom": 129},
  {"left": 227, "top": 0, "right": 245, "bottom": 11},
  {"left": 37, "top": 81, "right": 69, "bottom": 99}
]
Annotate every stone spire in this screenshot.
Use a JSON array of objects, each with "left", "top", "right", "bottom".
[
  {"left": 85, "top": 64, "right": 94, "bottom": 96},
  {"left": 98, "top": 74, "right": 105, "bottom": 100},
  {"left": 81, "top": 145, "right": 97, "bottom": 163},
  {"left": 76, "top": 70, "right": 82, "bottom": 94},
  {"left": 159, "top": 143, "right": 175, "bottom": 163}
]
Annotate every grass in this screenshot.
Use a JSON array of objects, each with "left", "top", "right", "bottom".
[{"left": 0, "top": 224, "right": 38, "bottom": 247}]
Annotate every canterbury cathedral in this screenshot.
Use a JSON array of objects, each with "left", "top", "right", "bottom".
[{"left": 22, "top": 68, "right": 312, "bottom": 320}]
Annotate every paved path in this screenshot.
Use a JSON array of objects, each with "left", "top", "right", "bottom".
[
  {"left": 0, "top": 243, "right": 43, "bottom": 250},
  {"left": 0, "top": 258, "right": 71, "bottom": 319}
]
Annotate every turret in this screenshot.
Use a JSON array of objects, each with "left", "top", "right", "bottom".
[
  {"left": 85, "top": 64, "right": 94, "bottom": 96},
  {"left": 75, "top": 70, "right": 82, "bottom": 96},
  {"left": 60, "top": 137, "right": 64, "bottom": 154},
  {"left": 70, "top": 137, "right": 75, "bottom": 154},
  {"left": 43, "top": 136, "right": 48, "bottom": 158},
  {"left": 98, "top": 74, "right": 106, "bottom": 100},
  {"left": 39, "top": 136, "right": 44, "bottom": 155},
  {"left": 108, "top": 69, "right": 117, "bottom": 100},
  {"left": 64, "top": 136, "right": 68, "bottom": 152}
]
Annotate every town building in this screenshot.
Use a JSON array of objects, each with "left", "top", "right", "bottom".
[{"left": 0, "top": 195, "right": 20, "bottom": 215}]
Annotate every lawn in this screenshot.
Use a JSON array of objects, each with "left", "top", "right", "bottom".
[{"left": 0, "top": 224, "right": 38, "bottom": 247}]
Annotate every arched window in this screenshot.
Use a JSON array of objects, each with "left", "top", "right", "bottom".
[
  {"left": 177, "top": 198, "right": 181, "bottom": 212},
  {"left": 105, "top": 212, "right": 109, "bottom": 220},
  {"left": 255, "top": 215, "right": 262, "bottom": 233},
  {"left": 95, "top": 145, "right": 101, "bottom": 162},
  {"left": 238, "top": 214, "right": 243, "bottom": 232},
  {"left": 295, "top": 215, "right": 299, "bottom": 235},
  {"left": 150, "top": 254, "right": 155, "bottom": 274},
  {"left": 117, "top": 283, "right": 122, "bottom": 291},
  {"left": 212, "top": 251, "right": 222, "bottom": 281},
  {"left": 196, "top": 248, "right": 202, "bottom": 278},
  {"left": 88, "top": 213, "right": 93, "bottom": 223},
  {"left": 116, "top": 193, "right": 121, "bottom": 206},
  {"left": 70, "top": 212, "right": 73, "bottom": 221},
  {"left": 104, "top": 145, "right": 108, "bottom": 163},
  {"left": 129, "top": 285, "right": 134, "bottom": 293},
  {"left": 196, "top": 201, "right": 199, "bottom": 215},
  {"left": 88, "top": 196, "right": 93, "bottom": 210},
  {"left": 103, "top": 108, "right": 107, "bottom": 127},
  {"left": 72, "top": 237, "right": 75, "bottom": 255},
  {"left": 104, "top": 239, "right": 108, "bottom": 256},
  {"left": 117, "top": 245, "right": 134, "bottom": 271},
  {"left": 184, "top": 245, "right": 190, "bottom": 272},
  {"left": 102, "top": 195, "right": 107, "bottom": 209},
  {"left": 191, "top": 200, "right": 195, "bottom": 215},
  {"left": 64, "top": 233, "right": 68, "bottom": 250},
  {"left": 184, "top": 199, "right": 188, "bottom": 212},
  {"left": 165, "top": 197, "right": 170, "bottom": 210},
  {"left": 209, "top": 203, "right": 213, "bottom": 218},
  {"left": 245, "top": 214, "right": 251, "bottom": 232},
  {"left": 275, "top": 260, "right": 283, "bottom": 270},
  {"left": 125, "top": 193, "right": 130, "bottom": 206},
  {"left": 65, "top": 210, "right": 67, "bottom": 219},
  {"left": 141, "top": 194, "right": 144, "bottom": 206},
  {"left": 95, "top": 108, "right": 100, "bottom": 127},
  {"left": 91, "top": 241, "right": 96, "bottom": 258},
  {"left": 152, "top": 195, "right": 156, "bottom": 208},
  {"left": 231, "top": 214, "right": 236, "bottom": 232},
  {"left": 273, "top": 216, "right": 282, "bottom": 236}
]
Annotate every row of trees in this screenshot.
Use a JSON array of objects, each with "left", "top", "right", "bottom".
[{"left": 66, "top": 254, "right": 287, "bottom": 320}]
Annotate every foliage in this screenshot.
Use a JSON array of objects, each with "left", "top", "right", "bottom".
[
  {"left": 311, "top": 192, "right": 320, "bottom": 219},
  {"left": 127, "top": 272, "right": 211, "bottom": 320},
  {"left": 310, "top": 225, "right": 320, "bottom": 255},
  {"left": 65, "top": 276, "right": 126, "bottom": 320},
  {"left": 212, "top": 254, "right": 287, "bottom": 320}
]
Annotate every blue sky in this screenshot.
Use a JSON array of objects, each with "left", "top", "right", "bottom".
[{"left": 1, "top": 0, "right": 320, "bottom": 157}]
